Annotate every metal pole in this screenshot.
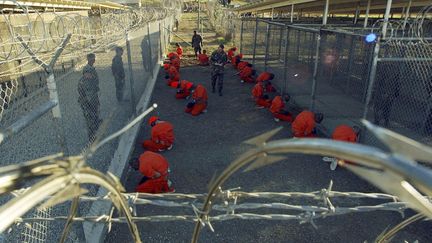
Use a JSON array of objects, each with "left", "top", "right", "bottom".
[
  {"left": 264, "top": 23, "right": 271, "bottom": 71},
  {"left": 239, "top": 20, "right": 244, "bottom": 53},
  {"left": 362, "top": 37, "right": 381, "bottom": 119},
  {"left": 290, "top": 4, "right": 294, "bottom": 23},
  {"left": 403, "top": 0, "right": 412, "bottom": 30},
  {"left": 278, "top": 26, "right": 283, "bottom": 61},
  {"left": 310, "top": 31, "right": 322, "bottom": 110},
  {"left": 323, "top": 0, "right": 330, "bottom": 25},
  {"left": 364, "top": 0, "right": 371, "bottom": 28},
  {"left": 252, "top": 18, "right": 259, "bottom": 65},
  {"left": 159, "top": 22, "right": 163, "bottom": 60},
  {"left": 125, "top": 32, "right": 136, "bottom": 115},
  {"left": 147, "top": 23, "right": 154, "bottom": 78},
  {"left": 197, "top": 0, "right": 200, "bottom": 31},
  {"left": 382, "top": 0, "right": 393, "bottom": 39},
  {"left": 354, "top": 2, "right": 360, "bottom": 25},
  {"left": 282, "top": 26, "right": 289, "bottom": 95}
]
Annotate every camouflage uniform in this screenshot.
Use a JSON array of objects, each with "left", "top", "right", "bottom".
[
  {"left": 78, "top": 64, "right": 101, "bottom": 141},
  {"left": 210, "top": 50, "right": 228, "bottom": 95},
  {"left": 111, "top": 55, "right": 125, "bottom": 101}
]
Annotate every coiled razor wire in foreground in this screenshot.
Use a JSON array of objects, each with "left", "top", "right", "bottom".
[{"left": 0, "top": 117, "right": 432, "bottom": 242}]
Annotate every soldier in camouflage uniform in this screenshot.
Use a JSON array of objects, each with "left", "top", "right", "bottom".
[
  {"left": 111, "top": 47, "right": 125, "bottom": 102},
  {"left": 78, "top": 53, "right": 102, "bottom": 141},
  {"left": 210, "top": 44, "right": 228, "bottom": 96}
]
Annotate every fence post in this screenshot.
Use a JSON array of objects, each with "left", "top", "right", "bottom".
[
  {"left": 362, "top": 37, "right": 381, "bottom": 119},
  {"left": 239, "top": 20, "right": 244, "bottom": 54},
  {"left": 264, "top": 23, "right": 271, "bottom": 71},
  {"left": 252, "top": 18, "right": 259, "bottom": 65},
  {"left": 147, "top": 22, "right": 154, "bottom": 78},
  {"left": 282, "top": 25, "right": 289, "bottom": 95},
  {"left": 310, "top": 30, "right": 322, "bottom": 111},
  {"left": 125, "top": 32, "right": 136, "bottom": 115},
  {"left": 296, "top": 30, "right": 300, "bottom": 62},
  {"left": 159, "top": 21, "right": 163, "bottom": 60},
  {"left": 278, "top": 26, "right": 283, "bottom": 61}
]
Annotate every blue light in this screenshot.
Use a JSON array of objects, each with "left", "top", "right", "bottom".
[{"left": 365, "top": 33, "right": 377, "bottom": 43}]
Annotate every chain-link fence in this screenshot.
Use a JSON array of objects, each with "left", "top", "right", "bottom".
[
  {"left": 0, "top": 1, "right": 181, "bottom": 242},
  {"left": 364, "top": 39, "right": 432, "bottom": 144},
  {"left": 229, "top": 17, "right": 432, "bottom": 146}
]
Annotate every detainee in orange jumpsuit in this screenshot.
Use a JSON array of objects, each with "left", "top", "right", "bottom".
[
  {"left": 175, "top": 43, "right": 183, "bottom": 59},
  {"left": 237, "top": 61, "right": 249, "bottom": 71},
  {"left": 142, "top": 116, "right": 175, "bottom": 152},
  {"left": 256, "top": 71, "right": 276, "bottom": 92},
  {"left": 332, "top": 125, "right": 359, "bottom": 143},
  {"left": 198, "top": 50, "right": 209, "bottom": 66},
  {"left": 130, "top": 151, "right": 174, "bottom": 193},
  {"left": 171, "top": 56, "right": 181, "bottom": 71},
  {"left": 166, "top": 65, "right": 180, "bottom": 87},
  {"left": 232, "top": 53, "right": 243, "bottom": 68},
  {"left": 185, "top": 84, "right": 208, "bottom": 116},
  {"left": 240, "top": 65, "right": 256, "bottom": 83},
  {"left": 291, "top": 111, "right": 324, "bottom": 138},
  {"left": 329, "top": 125, "right": 360, "bottom": 168},
  {"left": 252, "top": 83, "right": 271, "bottom": 108},
  {"left": 176, "top": 80, "right": 194, "bottom": 99},
  {"left": 269, "top": 95, "right": 293, "bottom": 122},
  {"left": 227, "top": 47, "right": 237, "bottom": 63},
  {"left": 167, "top": 52, "right": 179, "bottom": 60}
]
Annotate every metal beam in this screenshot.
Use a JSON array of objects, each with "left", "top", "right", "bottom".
[
  {"left": 382, "top": 0, "right": 393, "bottom": 39},
  {"left": 403, "top": 0, "right": 412, "bottom": 29},
  {"left": 291, "top": 4, "right": 294, "bottom": 23},
  {"left": 323, "top": 0, "right": 330, "bottom": 25},
  {"left": 364, "top": 0, "right": 371, "bottom": 28}
]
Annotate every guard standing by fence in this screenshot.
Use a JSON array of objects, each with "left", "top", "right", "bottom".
[
  {"left": 111, "top": 47, "right": 125, "bottom": 102},
  {"left": 210, "top": 44, "right": 228, "bottom": 96},
  {"left": 78, "top": 53, "right": 102, "bottom": 142}
]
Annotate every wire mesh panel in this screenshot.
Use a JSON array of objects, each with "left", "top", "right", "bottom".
[
  {"left": 281, "top": 27, "right": 318, "bottom": 99},
  {"left": 239, "top": 19, "right": 256, "bottom": 57},
  {"left": 365, "top": 39, "right": 432, "bottom": 143},
  {"left": 314, "top": 30, "right": 374, "bottom": 118}
]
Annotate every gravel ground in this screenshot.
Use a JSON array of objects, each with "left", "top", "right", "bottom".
[{"left": 105, "top": 13, "right": 431, "bottom": 243}]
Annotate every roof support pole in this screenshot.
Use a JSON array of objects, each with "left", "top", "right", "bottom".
[
  {"left": 290, "top": 4, "right": 294, "bottom": 23},
  {"left": 364, "top": 0, "right": 371, "bottom": 28},
  {"left": 403, "top": 0, "right": 412, "bottom": 30},
  {"left": 354, "top": 2, "right": 360, "bottom": 25},
  {"left": 382, "top": 0, "right": 393, "bottom": 39},
  {"left": 323, "top": 0, "right": 330, "bottom": 25}
]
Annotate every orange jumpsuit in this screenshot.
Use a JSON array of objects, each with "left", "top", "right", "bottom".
[
  {"left": 232, "top": 54, "right": 242, "bottom": 67},
  {"left": 185, "top": 84, "right": 208, "bottom": 116},
  {"left": 198, "top": 54, "right": 209, "bottom": 66},
  {"left": 237, "top": 61, "right": 249, "bottom": 71},
  {"left": 227, "top": 48, "right": 236, "bottom": 62},
  {"left": 163, "top": 63, "right": 170, "bottom": 71},
  {"left": 256, "top": 72, "right": 272, "bottom": 83},
  {"left": 292, "top": 111, "right": 316, "bottom": 138},
  {"left": 240, "top": 66, "right": 255, "bottom": 83},
  {"left": 142, "top": 121, "right": 175, "bottom": 152},
  {"left": 167, "top": 66, "right": 180, "bottom": 87},
  {"left": 171, "top": 57, "right": 180, "bottom": 71},
  {"left": 176, "top": 47, "right": 183, "bottom": 59},
  {"left": 256, "top": 72, "right": 276, "bottom": 92},
  {"left": 252, "top": 83, "right": 271, "bottom": 108},
  {"left": 176, "top": 80, "right": 194, "bottom": 99},
  {"left": 135, "top": 151, "right": 173, "bottom": 193},
  {"left": 269, "top": 96, "right": 293, "bottom": 122},
  {"left": 167, "top": 52, "right": 179, "bottom": 60},
  {"left": 332, "top": 125, "right": 357, "bottom": 143}
]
